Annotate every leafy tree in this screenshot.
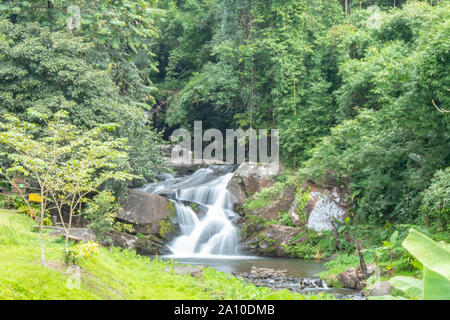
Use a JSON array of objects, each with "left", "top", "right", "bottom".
[
  {"left": 0, "top": 19, "right": 165, "bottom": 183},
  {"left": 0, "top": 110, "right": 135, "bottom": 259}
]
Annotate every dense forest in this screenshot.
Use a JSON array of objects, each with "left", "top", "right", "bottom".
[
  {"left": 151, "top": 0, "right": 449, "bottom": 229},
  {"left": 0, "top": 0, "right": 448, "bottom": 301}
]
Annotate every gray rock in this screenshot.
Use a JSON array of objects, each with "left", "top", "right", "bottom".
[
  {"left": 227, "top": 162, "right": 281, "bottom": 208},
  {"left": 109, "top": 230, "right": 137, "bottom": 249},
  {"left": 49, "top": 227, "right": 95, "bottom": 242},
  {"left": 241, "top": 224, "right": 303, "bottom": 257},
  {"left": 306, "top": 187, "right": 347, "bottom": 232},
  {"left": 250, "top": 266, "right": 288, "bottom": 278},
  {"left": 337, "top": 268, "right": 359, "bottom": 289},
  {"left": 357, "top": 264, "right": 378, "bottom": 280},
  {"left": 118, "top": 189, "right": 176, "bottom": 238},
  {"left": 369, "top": 281, "right": 393, "bottom": 296},
  {"left": 109, "top": 231, "right": 167, "bottom": 255}
]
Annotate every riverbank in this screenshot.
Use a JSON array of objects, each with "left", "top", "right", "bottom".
[{"left": 0, "top": 209, "right": 337, "bottom": 300}]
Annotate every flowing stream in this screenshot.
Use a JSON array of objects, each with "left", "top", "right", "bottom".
[
  {"left": 142, "top": 166, "right": 364, "bottom": 299},
  {"left": 142, "top": 165, "right": 240, "bottom": 257}
]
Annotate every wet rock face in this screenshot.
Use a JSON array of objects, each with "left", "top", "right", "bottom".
[
  {"left": 241, "top": 224, "right": 303, "bottom": 256},
  {"left": 118, "top": 189, "right": 176, "bottom": 239}
]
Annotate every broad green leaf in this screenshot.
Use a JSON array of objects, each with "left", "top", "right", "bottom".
[
  {"left": 389, "top": 276, "right": 423, "bottom": 299},
  {"left": 423, "top": 267, "right": 450, "bottom": 300},
  {"left": 402, "top": 228, "right": 450, "bottom": 280}
]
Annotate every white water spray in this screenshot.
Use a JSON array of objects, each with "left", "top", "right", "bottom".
[{"left": 143, "top": 167, "right": 240, "bottom": 257}]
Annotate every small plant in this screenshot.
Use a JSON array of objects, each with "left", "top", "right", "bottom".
[
  {"left": 84, "top": 191, "right": 119, "bottom": 245},
  {"left": 241, "top": 215, "right": 270, "bottom": 238},
  {"left": 3, "top": 194, "right": 26, "bottom": 210},
  {"left": 380, "top": 230, "right": 403, "bottom": 273},
  {"left": 17, "top": 205, "right": 39, "bottom": 220},
  {"left": 64, "top": 241, "right": 100, "bottom": 265},
  {"left": 370, "top": 229, "right": 450, "bottom": 300},
  {"left": 159, "top": 219, "right": 175, "bottom": 238},
  {"left": 278, "top": 211, "right": 295, "bottom": 227},
  {"left": 113, "top": 222, "right": 135, "bottom": 234},
  {"left": 296, "top": 187, "right": 311, "bottom": 224}
]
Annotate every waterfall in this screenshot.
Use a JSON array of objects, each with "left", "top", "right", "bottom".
[{"left": 142, "top": 166, "right": 240, "bottom": 257}]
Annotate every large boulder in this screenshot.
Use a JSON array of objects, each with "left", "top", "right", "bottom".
[
  {"left": 287, "top": 183, "right": 348, "bottom": 232},
  {"left": 118, "top": 189, "right": 177, "bottom": 240},
  {"left": 241, "top": 224, "right": 302, "bottom": 257},
  {"left": 227, "top": 162, "right": 280, "bottom": 208},
  {"left": 337, "top": 264, "right": 378, "bottom": 290},
  {"left": 337, "top": 267, "right": 360, "bottom": 289},
  {"left": 245, "top": 186, "right": 296, "bottom": 221},
  {"left": 306, "top": 186, "right": 347, "bottom": 232}
]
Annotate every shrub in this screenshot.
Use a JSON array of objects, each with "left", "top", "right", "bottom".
[
  {"left": 421, "top": 168, "right": 449, "bottom": 232},
  {"left": 64, "top": 241, "right": 100, "bottom": 265},
  {"left": 296, "top": 187, "right": 311, "bottom": 224},
  {"left": 3, "top": 194, "right": 26, "bottom": 210},
  {"left": 84, "top": 191, "right": 119, "bottom": 245},
  {"left": 278, "top": 211, "right": 295, "bottom": 227}
]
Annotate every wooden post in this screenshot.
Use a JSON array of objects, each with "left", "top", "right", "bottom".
[{"left": 11, "top": 174, "right": 27, "bottom": 195}]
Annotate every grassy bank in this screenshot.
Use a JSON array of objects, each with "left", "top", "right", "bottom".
[{"left": 0, "top": 209, "right": 335, "bottom": 300}]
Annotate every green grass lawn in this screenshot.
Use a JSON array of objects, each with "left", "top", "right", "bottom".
[{"left": 0, "top": 209, "right": 334, "bottom": 300}]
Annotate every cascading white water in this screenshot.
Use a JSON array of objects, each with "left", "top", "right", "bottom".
[
  {"left": 143, "top": 167, "right": 240, "bottom": 257},
  {"left": 170, "top": 172, "right": 239, "bottom": 257}
]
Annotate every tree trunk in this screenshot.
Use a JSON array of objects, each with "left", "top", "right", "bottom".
[
  {"left": 39, "top": 191, "right": 46, "bottom": 265},
  {"left": 331, "top": 221, "right": 340, "bottom": 250},
  {"left": 354, "top": 234, "right": 368, "bottom": 277},
  {"left": 65, "top": 208, "right": 73, "bottom": 249}
]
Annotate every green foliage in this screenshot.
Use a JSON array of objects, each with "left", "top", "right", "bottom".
[
  {"left": 370, "top": 229, "right": 450, "bottom": 300},
  {"left": 114, "top": 222, "right": 135, "bottom": 234},
  {"left": 158, "top": 219, "right": 175, "bottom": 239},
  {"left": 0, "top": 208, "right": 335, "bottom": 300},
  {"left": 2, "top": 194, "right": 26, "bottom": 210},
  {"left": 277, "top": 211, "right": 295, "bottom": 227},
  {"left": 242, "top": 198, "right": 269, "bottom": 211},
  {"left": 298, "top": 2, "right": 450, "bottom": 225},
  {"left": 421, "top": 167, "right": 450, "bottom": 232},
  {"left": 64, "top": 241, "right": 100, "bottom": 265},
  {"left": 0, "top": 110, "right": 136, "bottom": 257},
  {"left": 240, "top": 215, "right": 270, "bottom": 239},
  {"left": 318, "top": 254, "right": 363, "bottom": 288},
  {"left": 295, "top": 187, "right": 311, "bottom": 224},
  {"left": 0, "top": 0, "right": 161, "bottom": 108},
  {"left": 283, "top": 242, "right": 317, "bottom": 260},
  {"left": 283, "top": 229, "right": 334, "bottom": 260},
  {"left": 84, "top": 191, "right": 119, "bottom": 245},
  {"left": 0, "top": 17, "right": 164, "bottom": 183}
]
